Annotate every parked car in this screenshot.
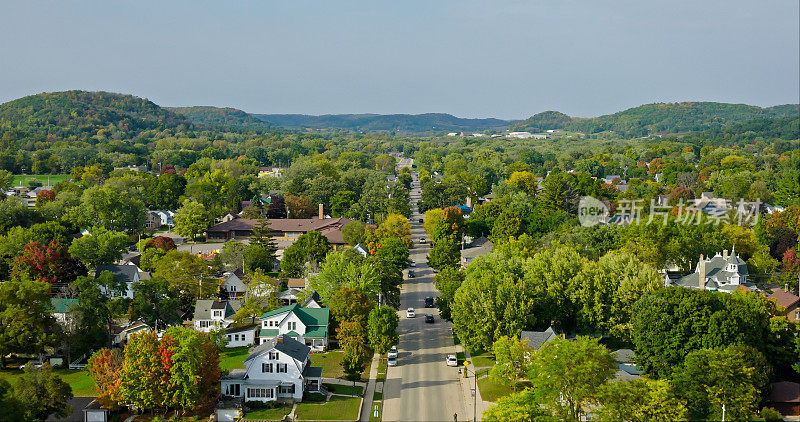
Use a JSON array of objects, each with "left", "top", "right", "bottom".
[
  {"left": 410, "top": 260, "right": 416, "bottom": 267},
  {"left": 425, "top": 314, "right": 435, "bottom": 323},
  {"left": 447, "top": 355, "right": 458, "bottom": 367},
  {"left": 388, "top": 346, "right": 398, "bottom": 359},
  {"left": 419, "top": 237, "right": 426, "bottom": 244},
  {"left": 408, "top": 270, "right": 415, "bottom": 278},
  {"left": 388, "top": 356, "right": 397, "bottom": 367},
  {"left": 424, "top": 297, "right": 434, "bottom": 308},
  {"left": 418, "top": 218, "right": 423, "bottom": 223},
  {"left": 406, "top": 308, "right": 416, "bottom": 318},
  {"left": 20, "top": 359, "right": 44, "bottom": 369}
]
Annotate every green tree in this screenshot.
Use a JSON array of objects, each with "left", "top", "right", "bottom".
[
  {"left": 12, "top": 363, "right": 73, "bottom": 421},
  {"left": 0, "top": 275, "right": 56, "bottom": 367},
  {"left": 341, "top": 220, "right": 366, "bottom": 246},
  {"left": 338, "top": 321, "right": 370, "bottom": 380},
  {"left": 526, "top": 336, "right": 616, "bottom": 421},
  {"left": 129, "top": 276, "right": 183, "bottom": 329},
  {"left": 595, "top": 378, "right": 688, "bottom": 422},
  {"left": 66, "top": 184, "right": 147, "bottom": 234},
  {"left": 153, "top": 250, "right": 218, "bottom": 299},
  {"left": 482, "top": 388, "right": 556, "bottom": 422},
  {"left": 309, "top": 249, "right": 380, "bottom": 301},
  {"left": 280, "top": 231, "right": 331, "bottom": 277},
  {"left": 232, "top": 297, "right": 268, "bottom": 326},
  {"left": 146, "top": 173, "right": 186, "bottom": 210},
  {"left": 490, "top": 335, "right": 532, "bottom": 387},
  {"left": 173, "top": 199, "right": 210, "bottom": 242},
  {"left": 119, "top": 332, "right": 166, "bottom": 410},
  {"left": 367, "top": 306, "right": 399, "bottom": 354},
  {"left": 0, "top": 379, "right": 26, "bottom": 421},
  {"left": 0, "top": 169, "right": 12, "bottom": 190},
  {"left": 330, "top": 287, "right": 376, "bottom": 327},
  {"left": 68, "top": 226, "right": 129, "bottom": 268},
  {"left": 433, "top": 267, "right": 465, "bottom": 320}
]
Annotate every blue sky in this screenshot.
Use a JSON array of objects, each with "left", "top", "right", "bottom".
[{"left": 1, "top": 1, "right": 798, "bottom": 119}]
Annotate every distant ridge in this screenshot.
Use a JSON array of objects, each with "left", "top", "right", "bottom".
[
  {"left": 251, "top": 113, "right": 514, "bottom": 133},
  {"left": 511, "top": 102, "right": 800, "bottom": 137},
  {"left": 168, "top": 106, "right": 269, "bottom": 128}
]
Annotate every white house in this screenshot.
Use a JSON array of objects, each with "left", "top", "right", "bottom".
[
  {"left": 221, "top": 271, "right": 247, "bottom": 299},
  {"left": 193, "top": 299, "right": 241, "bottom": 332},
  {"left": 259, "top": 304, "right": 329, "bottom": 350},
  {"left": 224, "top": 324, "right": 259, "bottom": 348},
  {"left": 665, "top": 247, "right": 756, "bottom": 293},
  {"left": 95, "top": 265, "right": 139, "bottom": 299},
  {"left": 220, "top": 335, "right": 323, "bottom": 402}
]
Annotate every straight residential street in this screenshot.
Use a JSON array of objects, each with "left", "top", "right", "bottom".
[{"left": 382, "top": 166, "right": 470, "bottom": 422}]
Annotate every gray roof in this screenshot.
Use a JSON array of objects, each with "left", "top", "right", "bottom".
[
  {"left": 221, "top": 369, "right": 247, "bottom": 380},
  {"left": 302, "top": 366, "right": 323, "bottom": 378},
  {"left": 95, "top": 265, "right": 138, "bottom": 283},
  {"left": 611, "top": 349, "right": 635, "bottom": 364},
  {"left": 461, "top": 237, "right": 493, "bottom": 260},
  {"left": 193, "top": 299, "right": 240, "bottom": 320},
  {"left": 245, "top": 335, "right": 310, "bottom": 363},
  {"left": 670, "top": 252, "right": 749, "bottom": 292},
  {"left": 225, "top": 324, "right": 259, "bottom": 334},
  {"left": 521, "top": 326, "right": 558, "bottom": 351}
]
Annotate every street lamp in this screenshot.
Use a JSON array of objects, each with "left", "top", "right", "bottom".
[{"left": 462, "top": 360, "right": 477, "bottom": 422}]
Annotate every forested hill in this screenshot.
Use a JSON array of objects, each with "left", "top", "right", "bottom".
[
  {"left": 511, "top": 102, "right": 800, "bottom": 137},
  {"left": 0, "top": 90, "right": 191, "bottom": 144},
  {"left": 251, "top": 113, "right": 514, "bottom": 133},
  {"left": 168, "top": 106, "right": 269, "bottom": 128}
]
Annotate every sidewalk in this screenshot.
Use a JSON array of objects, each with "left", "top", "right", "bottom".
[
  {"left": 459, "top": 349, "right": 493, "bottom": 421},
  {"left": 359, "top": 352, "right": 380, "bottom": 421}
]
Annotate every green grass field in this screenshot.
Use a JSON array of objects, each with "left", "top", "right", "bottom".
[
  {"left": 323, "top": 382, "right": 364, "bottom": 397},
  {"left": 220, "top": 346, "right": 250, "bottom": 372},
  {"left": 295, "top": 396, "right": 361, "bottom": 421},
  {"left": 476, "top": 375, "right": 529, "bottom": 403},
  {"left": 0, "top": 367, "right": 95, "bottom": 396},
  {"left": 243, "top": 404, "right": 292, "bottom": 421},
  {"left": 11, "top": 174, "right": 70, "bottom": 186}
]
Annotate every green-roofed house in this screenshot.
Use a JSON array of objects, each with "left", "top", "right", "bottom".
[
  {"left": 51, "top": 298, "right": 79, "bottom": 324},
  {"left": 259, "top": 304, "right": 329, "bottom": 351}
]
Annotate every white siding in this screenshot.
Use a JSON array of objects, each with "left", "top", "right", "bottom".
[{"left": 226, "top": 329, "right": 257, "bottom": 347}]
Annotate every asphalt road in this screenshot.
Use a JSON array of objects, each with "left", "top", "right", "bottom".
[{"left": 382, "top": 171, "right": 468, "bottom": 422}]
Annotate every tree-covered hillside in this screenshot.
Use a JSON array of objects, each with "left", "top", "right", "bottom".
[
  {"left": 511, "top": 102, "right": 800, "bottom": 138},
  {"left": 252, "top": 112, "right": 514, "bottom": 133},
  {"left": 0, "top": 91, "right": 191, "bottom": 145},
  {"left": 168, "top": 106, "right": 269, "bottom": 128}
]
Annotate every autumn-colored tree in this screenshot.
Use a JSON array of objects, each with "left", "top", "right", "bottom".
[
  {"left": 330, "top": 287, "right": 376, "bottom": 328},
  {"left": 86, "top": 348, "right": 123, "bottom": 409},
  {"left": 338, "top": 321, "right": 370, "bottom": 380},
  {"left": 35, "top": 189, "right": 56, "bottom": 207},
  {"left": 11, "top": 240, "right": 86, "bottom": 286},
  {"left": 119, "top": 332, "right": 167, "bottom": 410},
  {"left": 145, "top": 236, "right": 177, "bottom": 252}
]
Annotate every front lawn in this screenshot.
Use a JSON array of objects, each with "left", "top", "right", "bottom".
[
  {"left": 295, "top": 396, "right": 361, "bottom": 421},
  {"left": 243, "top": 404, "right": 292, "bottom": 420},
  {"left": 375, "top": 358, "right": 387, "bottom": 382},
  {"left": 476, "top": 375, "right": 529, "bottom": 403},
  {"left": 324, "top": 383, "right": 363, "bottom": 396},
  {"left": 468, "top": 350, "right": 496, "bottom": 369},
  {"left": 313, "top": 350, "right": 371, "bottom": 381},
  {"left": 220, "top": 346, "right": 250, "bottom": 372},
  {"left": 0, "top": 368, "right": 95, "bottom": 396}
]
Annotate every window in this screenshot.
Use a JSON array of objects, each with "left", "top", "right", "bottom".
[
  {"left": 247, "top": 388, "right": 273, "bottom": 399},
  {"left": 200, "top": 321, "right": 210, "bottom": 328},
  {"left": 227, "top": 335, "right": 232, "bottom": 341},
  {"left": 234, "top": 334, "right": 240, "bottom": 341},
  {"left": 277, "top": 363, "right": 288, "bottom": 373},
  {"left": 262, "top": 363, "right": 273, "bottom": 373},
  {"left": 230, "top": 285, "right": 237, "bottom": 292},
  {"left": 269, "top": 352, "right": 279, "bottom": 360},
  {"left": 287, "top": 321, "right": 296, "bottom": 331},
  {"left": 213, "top": 310, "right": 223, "bottom": 318}
]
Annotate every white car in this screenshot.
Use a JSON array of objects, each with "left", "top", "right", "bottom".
[
  {"left": 388, "top": 356, "right": 397, "bottom": 366},
  {"left": 406, "top": 308, "right": 416, "bottom": 318},
  {"left": 410, "top": 260, "right": 416, "bottom": 267},
  {"left": 419, "top": 237, "right": 426, "bottom": 244},
  {"left": 388, "top": 346, "right": 398, "bottom": 359},
  {"left": 447, "top": 355, "right": 458, "bottom": 367}
]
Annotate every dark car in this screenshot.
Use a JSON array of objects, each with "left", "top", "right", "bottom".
[
  {"left": 425, "top": 314, "right": 435, "bottom": 323},
  {"left": 408, "top": 270, "right": 415, "bottom": 278},
  {"left": 418, "top": 218, "right": 423, "bottom": 223},
  {"left": 424, "top": 297, "right": 434, "bottom": 308}
]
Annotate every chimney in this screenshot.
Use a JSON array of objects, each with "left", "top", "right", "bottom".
[
  {"left": 723, "top": 249, "right": 728, "bottom": 260},
  {"left": 277, "top": 335, "right": 283, "bottom": 343},
  {"left": 698, "top": 254, "right": 706, "bottom": 290},
  {"left": 318, "top": 203, "right": 324, "bottom": 220}
]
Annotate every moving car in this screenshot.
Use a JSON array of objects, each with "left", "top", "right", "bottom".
[
  {"left": 406, "top": 308, "right": 416, "bottom": 318},
  {"left": 388, "top": 356, "right": 397, "bottom": 366},
  {"left": 388, "top": 346, "right": 398, "bottom": 359},
  {"left": 447, "top": 355, "right": 458, "bottom": 367},
  {"left": 425, "top": 314, "right": 435, "bottom": 323},
  {"left": 424, "top": 297, "right": 434, "bottom": 308}
]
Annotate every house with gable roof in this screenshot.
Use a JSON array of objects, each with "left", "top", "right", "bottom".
[
  {"left": 95, "top": 264, "right": 140, "bottom": 299},
  {"left": 665, "top": 247, "right": 757, "bottom": 293},
  {"left": 193, "top": 299, "right": 241, "bottom": 332},
  {"left": 220, "top": 270, "right": 247, "bottom": 299},
  {"left": 259, "top": 304, "right": 329, "bottom": 350},
  {"left": 520, "top": 326, "right": 560, "bottom": 351},
  {"left": 220, "top": 334, "right": 323, "bottom": 402}
]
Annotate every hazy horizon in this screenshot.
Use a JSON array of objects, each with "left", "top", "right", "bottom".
[{"left": 1, "top": 1, "right": 798, "bottom": 119}]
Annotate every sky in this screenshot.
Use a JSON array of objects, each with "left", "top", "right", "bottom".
[{"left": 1, "top": 1, "right": 798, "bottom": 119}]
